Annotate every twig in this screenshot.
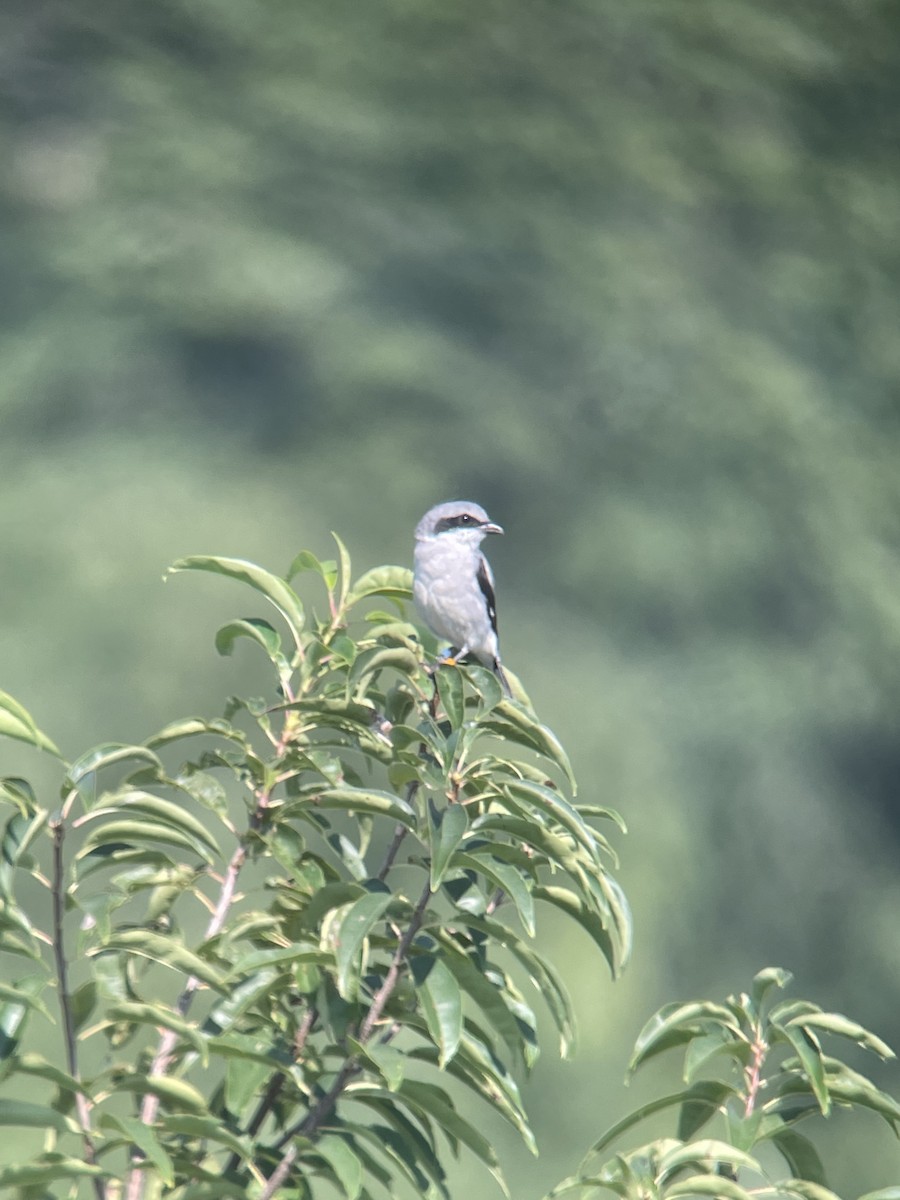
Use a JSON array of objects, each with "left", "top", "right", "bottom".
[
  {"left": 224, "top": 1005, "right": 319, "bottom": 1175},
  {"left": 260, "top": 879, "right": 433, "bottom": 1197},
  {"left": 743, "top": 1033, "right": 767, "bottom": 1118},
  {"left": 125, "top": 839, "right": 248, "bottom": 1200},
  {"left": 50, "top": 815, "right": 105, "bottom": 1200}
]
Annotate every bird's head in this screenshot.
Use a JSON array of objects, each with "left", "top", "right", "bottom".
[{"left": 415, "top": 501, "right": 504, "bottom": 544}]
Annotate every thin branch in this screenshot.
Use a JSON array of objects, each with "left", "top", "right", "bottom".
[
  {"left": 125, "top": 839, "right": 248, "bottom": 1200},
  {"left": 224, "top": 1005, "right": 319, "bottom": 1176},
  {"left": 377, "top": 823, "right": 408, "bottom": 881},
  {"left": 261, "top": 877, "right": 433, "bottom": 1197},
  {"left": 743, "top": 1033, "right": 767, "bottom": 1118},
  {"left": 50, "top": 815, "right": 104, "bottom": 1200}
]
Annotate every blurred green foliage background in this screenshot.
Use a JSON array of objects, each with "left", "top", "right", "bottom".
[{"left": 2, "top": 0, "right": 899, "bottom": 1193}]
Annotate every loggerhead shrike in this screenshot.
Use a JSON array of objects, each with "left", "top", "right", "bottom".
[{"left": 413, "top": 500, "right": 512, "bottom": 697}]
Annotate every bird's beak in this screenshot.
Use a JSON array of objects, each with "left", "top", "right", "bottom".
[{"left": 483, "top": 522, "right": 504, "bottom": 536}]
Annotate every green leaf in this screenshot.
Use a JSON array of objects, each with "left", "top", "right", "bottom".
[
  {"left": 335, "top": 887, "right": 393, "bottom": 1000},
  {"left": 299, "top": 786, "right": 418, "bottom": 831},
  {"left": 160, "top": 1114, "right": 253, "bottom": 1160},
  {"left": 307, "top": 1133, "right": 363, "bottom": 1200},
  {"left": 112, "top": 1072, "right": 209, "bottom": 1113},
  {"left": 0, "top": 777, "right": 40, "bottom": 818},
  {"left": 333, "top": 531, "right": 353, "bottom": 611},
  {"left": 666, "top": 1175, "right": 757, "bottom": 1200},
  {"left": 534, "top": 885, "right": 623, "bottom": 978},
  {"left": 0, "top": 1160, "right": 104, "bottom": 1188},
  {"left": 411, "top": 955, "right": 463, "bottom": 1067},
  {"left": 100, "top": 1113, "right": 175, "bottom": 1186},
  {"left": 108, "top": 1001, "right": 210, "bottom": 1063},
  {"left": 435, "top": 667, "right": 464, "bottom": 730},
  {"left": 77, "top": 817, "right": 215, "bottom": 863},
  {"left": 455, "top": 849, "right": 535, "bottom": 937},
  {"left": 0, "top": 691, "right": 61, "bottom": 757},
  {"left": 590, "top": 1082, "right": 735, "bottom": 1157},
  {"left": 683, "top": 1029, "right": 747, "bottom": 1083},
  {"left": 785, "top": 1011, "right": 894, "bottom": 1060},
  {"left": 215, "top": 617, "right": 287, "bottom": 666},
  {"left": 351, "top": 645, "right": 422, "bottom": 686},
  {"left": 432, "top": 934, "right": 523, "bottom": 1064},
  {"left": 503, "top": 780, "right": 595, "bottom": 856},
  {"left": 677, "top": 1080, "right": 736, "bottom": 1141},
  {"left": 147, "top": 717, "right": 248, "bottom": 749},
  {"left": 480, "top": 707, "right": 576, "bottom": 790},
  {"left": 429, "top": 802, "right": 468, "bottom": 891},
  {"left": 91, "top": 930, "right": 225, "bottom": 990},
  {"left": 768, "top": 1127, "right": 826, "bottom": 1183},
  {"left": 70, "top": 980, "right": 97, "bottom": 1033},
  {"left": 65, "top": 743, "right": 163, "bottom": 792},
  {"left": 167, "top": 555, "right": 306, "bottom": 649},
  {"left": 816, "top": 1058, "right": 900, "bottom": 1128},
  {"left": 346, "top": 565, "right": 414, "bottom": 608},
  {"left": 859, "top": 1191, "right": 900, "bottom": 1200},
  {"left": 771, "top": 1185, "right": 842, "bottom": 1200},
  {"left": 13, "top": 1053, "right": 84, "bottom": 1094},
  {"left": 1, "top": 809, "right": 48, "bottom": 872},
  {"left": 750, "top": 966, "right": 792, "bottom": 1010},
  {"left": 628, "top": 1001, "right": 745, "bottom": 1075},
  {"left": 659, "top": 1139, "right": 761, "bottom": 1180},
  {"left": 0, "top": 1099, "right": 78, "bottom": 1133},
  {"left": 288, "top": 549, "right": 338, "bottom": 590},
  {"left": 778, "top": 1023, "right": 829, "bottom": 1114},
  {"left": 353, "top": 1079, "right": 507, "bottom": 1193},
  {"left": 77, "top": 791, "right": 221, "bottom": 857}
]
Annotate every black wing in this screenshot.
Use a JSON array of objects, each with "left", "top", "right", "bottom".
[{"left": 476, "top": 556, "right": 499, "bottom": 636}]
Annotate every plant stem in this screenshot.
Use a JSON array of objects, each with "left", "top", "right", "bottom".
[
  {"left": 744, "top": 1033, "right": 767, "bottom": 1118},
  {"left": 260, "top": 878, "right": 433, "bottom": 1196},
  {"left": 125, "top": 832, "right": 251, "bottom": 1200},
  {"left": 50, "top": 815, "right": 104, "bottom": 1200}
]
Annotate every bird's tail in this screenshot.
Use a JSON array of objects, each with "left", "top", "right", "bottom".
[{"left": 494, "top": 659, "right": 513, "bottom": 699}]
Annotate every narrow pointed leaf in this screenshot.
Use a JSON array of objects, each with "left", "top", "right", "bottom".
[
  {"left": 0, "top": 1161, "right": 103, "bottom": 1188},
  {"left": 481, "top": 708, "right": 576, "bottom": 789},
  {"left": 92, "top": 931, "right": 225, "bottom": 989},
  {"left": 0, "top": 1099, "right": 78, "bottom": 1133},
  {"left": 161, "top": 1114, "right": 253, "bottom": 1159},
  {"left": 768, "top": 1127, "right": 826, "bottom": 1183},
  {"left": 346, "top": 566, "right": 414, "bottom": 608},
  {"left": 65, "top": 743, "right": 163, "bottom": 791},
  {"left": 628, "top": 1002, "right": 745, "bottom": 1075},
  {"left": 0, "top": 691, "right": 61, "bottom": 757},
  {"left": 666, "top": 1175, "right": 756, "bottom": 1200},
  {"left": 411, "top": 955, "right": 463, "bottom": 1067},
  {"left": 785, "top": 1012, "right": 894, "bottom": 1060},
  {"left": 77, "top": 818, "right": 214, "bottom": 863},
  {"left": 77, "top": 791, "right": 221, "bottom": 857},
  {"left": 335, "top": 888, "right": 393, "bottom": 1000},
  {"left": 101, "top": 1113, "right": 175, "bottom": 1186},
  {"left": 778, "top": 1024, "right": 829, "bottom": 1114},
  {"left": 109, "top": 1002, "right": 210, "bottom": 1063},
  {"left": 534, "top": 885, "right": 622, "bottom": 977},
  {"left": 303, "top": 786, "right": 418, "bottom": 830},
  {"left": 435, "top": 668, "right": 464, "bottom": 730},
  {"left": 309, "top": 1134, "right": 363, "bottom": 1200},
  {"left": 215, "top": 618, "right": 289, "bottom": 673},
  {"left": 590, "top": 1083, "right": 735, "bottom": 1157},
  {"left": 456, "top": 850, "right": 535, "bottom": 936},
  {"left": 429, "top": 801, "right": 468, "bottom": 890},
  {"left": 167, "top": 555, "right": 306, "bottom": 647},
  {"left": 112, "top": 1073, "right": 209, "bottom": 1113}
]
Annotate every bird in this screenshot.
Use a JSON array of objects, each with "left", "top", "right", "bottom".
[{"left": 413, "top": 500, "right": 512, "bottom": 697}]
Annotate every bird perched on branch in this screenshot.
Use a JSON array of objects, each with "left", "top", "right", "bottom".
[{"left": 413, "top": 500, "right": 512, "bottom": 697}]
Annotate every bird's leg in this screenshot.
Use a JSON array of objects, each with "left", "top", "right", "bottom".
[{"left": 438, "top": 644, "right": 468, "bottom": 667}]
